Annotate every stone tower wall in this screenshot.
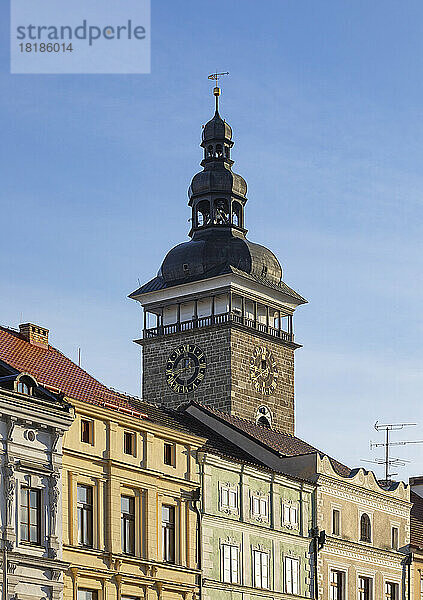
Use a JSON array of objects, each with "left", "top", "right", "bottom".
[{"left": 141, "top": 322, "right": 296, "bottom": 433}]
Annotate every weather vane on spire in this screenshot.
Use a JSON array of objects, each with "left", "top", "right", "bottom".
[{"left": 208, "top": 71, "right": 229, "bottom": 112}]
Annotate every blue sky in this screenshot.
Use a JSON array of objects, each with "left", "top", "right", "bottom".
[{"left": 1, "top": 0, "right": 423, "bottom": 478}]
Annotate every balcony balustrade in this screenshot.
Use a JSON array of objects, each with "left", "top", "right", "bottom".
[{"left": 143, "top": 311, "right": 293, "bottom": 342}]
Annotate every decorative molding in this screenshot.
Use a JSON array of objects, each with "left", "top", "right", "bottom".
[{"left": 3, "top": 459, "right": 15, "bottom": 526}]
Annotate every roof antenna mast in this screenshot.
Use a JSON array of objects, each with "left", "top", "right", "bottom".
[
  {"left": 364, "top": 421, "right": 423, "bottom": 484},
  {"left": 208, "top": 71, "right": 229, "bottom": 113}
]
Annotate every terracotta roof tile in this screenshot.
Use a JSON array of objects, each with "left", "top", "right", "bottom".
[{"left": 0, "top": 326, "right": 146, "bottom": 419}]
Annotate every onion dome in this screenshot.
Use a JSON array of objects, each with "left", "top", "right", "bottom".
[
  {"left": 160, "top": 228, "right": 283, "bottom": 285},
  {"left": 202, "top": 111, "right": 232, "bottom": 143}
]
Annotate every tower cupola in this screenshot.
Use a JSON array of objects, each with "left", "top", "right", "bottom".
[{"left": 188, "top": 86, "right": 247, "bottom": 236}]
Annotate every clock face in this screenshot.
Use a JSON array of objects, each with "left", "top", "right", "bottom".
[
  {"left": 250, "top": 346, "right": 278, "bottom": 395},
  {"left": 166, "top": 344, "right": 206, "bottom": 394}
]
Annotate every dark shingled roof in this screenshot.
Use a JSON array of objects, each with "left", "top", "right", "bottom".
[
  {"left": 411, "top": 491, "right": 423, "bottom": 549},
  {"left": 186, "top": 402, "right": 351, "bottom": 478}
]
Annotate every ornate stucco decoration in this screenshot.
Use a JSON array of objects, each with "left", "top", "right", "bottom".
[{"left": 3, "top": 459, "right": 16, "bottom": 527}]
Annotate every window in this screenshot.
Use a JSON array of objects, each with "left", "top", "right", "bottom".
[
  {"left": 360, "top": 513, "right": 371, "bottom": 543},
  {"left": 121, "top": 496, "right": 135, "bottom": 555},
  {"left": 222, "top": 544, "right": 239, "bottom": 583},
  {"left": 164, "top": 442, "right": 175, "bottom": 466},
  {"left": 283, "top": 503, "right": 298, "bottom": 528},
  {"left": 78, "top": 591, "right": 97, "bottom": 600},
  {"left": 20, "top": 487, "right": 41, "bottom": 544},
  {"left": 124, "top": 431, "right": 135, "bottom": 456},
  {"left": 17, "top": 381, "right": 31, "bottom": 395},
  {"left": 332, "top": 509, "right": 340, "bottom": 536},
  {"left": 253, "top": 550, "right": 268, "bottom": 588},
  {"left": 330, "top": 570, "right": 345, "bottom": 600},
  {"left": 81, "top": 419, "right": 93, "bottom": 444},
  {"left": 284, "top": 556, "right": 299, "bottom": 594},
  {"left": 252, "top": 496, "right": 268, "bottom": 518},
  {"left": 220, "top": 486, "right": 238, "bottom": 511},
  {"left": 391, "top": 526, "right": 399, "bottom": 550},
  {"left": 358, "top": 576, "right": 372, "bottom": 600},
  {"left": 162, "top": 505, "right": 175, "bottom": 563},
  {"left": 77, "top": 485, "right": 93, "bottom": 547},
  {"left": 385, "top": 582, "right": 399, "bottom": 600}
]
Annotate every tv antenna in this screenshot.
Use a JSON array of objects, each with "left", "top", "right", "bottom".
[
  {"left": 208, "top": 72, "right": 229, "bottom": 112},
  {"left": 364, "top": 421, "right": 423, "bottom": 483}
]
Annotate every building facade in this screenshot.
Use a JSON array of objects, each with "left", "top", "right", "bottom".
[
  {"left": 0, "top": 323, "right": 205, "bottom": 600},
  {"left": 62, "top": 397, "right": 204, "bottom": 600},
  {"left": 197, "top": 449, "right": 314, "bottom": 600},
  {"left": 279, "top": 453, "right": 410, "bottom": 600},
  {"left": 0, "top": 324, "right": 74, "bottom": 600}
]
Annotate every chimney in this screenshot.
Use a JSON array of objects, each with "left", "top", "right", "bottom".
[{"left": 19, "top": 323, "right": 49, "bottom": 349}]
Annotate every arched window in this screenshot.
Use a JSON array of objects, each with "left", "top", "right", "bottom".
[
  {"left": 360, "top": 513, "right": 371, "bottom": 542},
  {"left": 214, "top": 199, "right": 229, "bottom": 224},
  {"left": 232, "top": 202, "right": 242, "bottom": 227},
  {"left": 256, "top": 406, "right": 272, "bottom": 428},
  {"left": 215, "top": 144, "right": 223, "bottom": 158},
  {"left": 16, "top": 375, "right": 36, "bottom": 395},
  {"left": 207, "top": 145, "right": 213, "bottom": 158},
  {"left": 196, "top": 200, "right": 210, "bottom": 227}
]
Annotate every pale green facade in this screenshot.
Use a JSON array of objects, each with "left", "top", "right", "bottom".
[{"left": 198, "top": 451, "right": 315, "bottom": 600}]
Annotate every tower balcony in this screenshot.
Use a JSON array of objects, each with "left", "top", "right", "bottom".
[{"left": 140, "top": 292, "right": 294, "bottom": 343}]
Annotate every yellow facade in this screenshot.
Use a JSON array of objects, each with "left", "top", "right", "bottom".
[{"left": 62, "top": 399, "right": 205, "bottom": 600}]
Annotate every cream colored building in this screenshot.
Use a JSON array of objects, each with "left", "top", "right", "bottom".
[
  {"left": 278, "top": 454, "right": 411, "bottom": 600},
  {"left": 62, "top": 397, "right": 205, "bottom": 600}
]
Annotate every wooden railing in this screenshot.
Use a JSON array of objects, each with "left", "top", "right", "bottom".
[{"left": 144, "top": 312, "right": 294, "bottom": 341}]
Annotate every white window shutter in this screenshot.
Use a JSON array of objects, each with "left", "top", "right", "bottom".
[
  {"left": 285, "top": 557, "right": 292, "bottom": 593},
  {"left": 231, "top": 546, "right": 238, "bottom": 583},
  {"left": 254, "top": 551, "right": 261, "bottom": 587},
  {"left": 223, "top": 545, "right": 231, "bottom": 582},
  {"left": 292, "top": 558, "right": 299, "bottom": 594},
  {"left": 261, "top": 552, "right": 268, "bottom": 588}
]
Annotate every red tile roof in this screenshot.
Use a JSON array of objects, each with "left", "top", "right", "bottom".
[
  {"left": 411, "top": 490, "right": 423, "bottom": 549},
  {"left": 0, "top": 326, "right": 146, "bottom": 419}
]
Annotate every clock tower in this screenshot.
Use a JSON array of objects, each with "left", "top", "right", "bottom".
[{"left": 129, "top": 86, "right": 306, "bottom": 434}]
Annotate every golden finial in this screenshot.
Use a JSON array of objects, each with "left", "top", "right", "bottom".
[{"left": 208, "top": 72, "right": 229, "bottom": 112}]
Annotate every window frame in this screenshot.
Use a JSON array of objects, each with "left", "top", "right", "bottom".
[
  {"left": 282, "top": 502, "right": 299, "bottom": 528},
  {"left": 358, "top": 575, "right": 373, "bottom": 600},
  {"left": 80, "top": 418, "right": 94, "bottom": 445},
  {"left": 162, "top": 504, "right": 175, "bottom": 563},
  {"left": 123, "top": 431, "right": 136, "bottom": 457},
  {"left": 385, "top": 581, "right": 399, "bottom": 600},
  {"left": 20, "top": 486, "right": 42, "bottom": 545},
  {"left": 219, "top": 484, "right": 238, "bottom": 513},
  {"left": 77, "top": 484, "right": 93, "bottom": 548},
  {"left": 359, "top": 512, "right": 372, "bottom": 544},
  {"left": 251, "top": 495, "right": 268, "bottom": 519},
  {"left": 329, "top": 568, "right": 346, "bottom": 600},
  {"left": 77, "top": 590, "right": 98, "bottom": 600},
  {"left": 253, "top": 549, "right": 269, "bottom": 589},
  {"left": 332, "top": 507, "right": 341, "bottom": 536},
  {"left": 391, "top": 525, "right": 399, "bottom": 550},
  {"left": 284, "top": 555, "right": 299, "bottom": 595},
  {"left": 221, "top": 543, "right": 239, "bottom": 584},
  {"left": 163, "top": 442, "right": 175, "bottom": 467},
  {"left": 121, "top": 495, "right": 135, "bottom": 555}
]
